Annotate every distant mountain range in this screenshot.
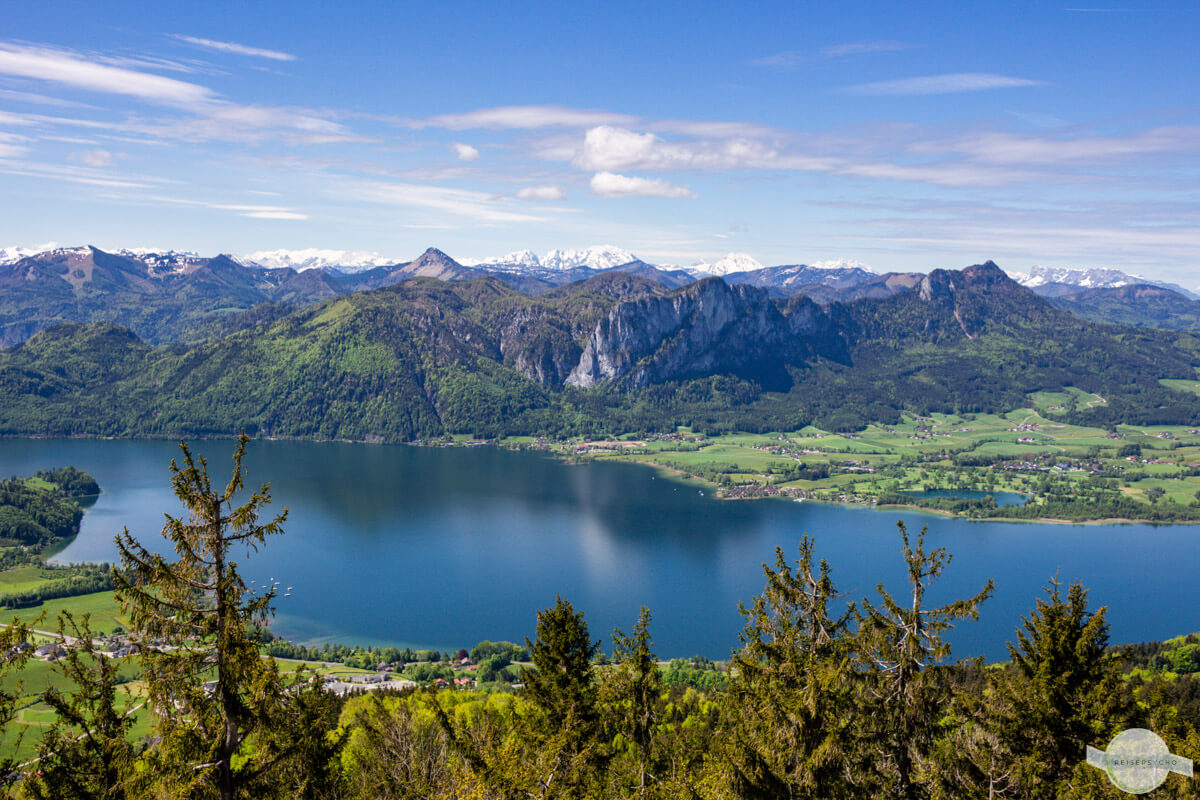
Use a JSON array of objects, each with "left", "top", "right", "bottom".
[
  {"left": 1009, "top": 264, "right": 1199, "bottom": 300},
  {"left": 2, "top": 260, "right": 1196, "bottom": 442},
  {"left": 1, "top": 244, "right": 1198, "bottom": 349}
]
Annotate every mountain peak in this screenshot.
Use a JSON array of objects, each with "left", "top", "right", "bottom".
[
  {"left": 542, "top": 245, "right": 637, "bottom": 271},
  {"left": 690, "top": 252, "right": 764, "bottom": 277},
  {"left": 241, "top": 248, "right": 397, "bottom": 273},
  {"left": 809, "top": 258, "right": 875, "bottom": 273}
]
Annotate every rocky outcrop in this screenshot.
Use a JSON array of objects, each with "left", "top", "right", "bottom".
[
  {"left": 566, "top": 278, "right": 839, "bottom": 389},
  {"left": 495, "top": 307, "right": 582, "bottom": 386}
]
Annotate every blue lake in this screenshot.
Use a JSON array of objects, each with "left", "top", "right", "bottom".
[
  {"left": 900, "top": 489, "right": 1029, "bottom": 507},
  {"left": 1, "top": 438, "right": 1196, "bottom": 661}
]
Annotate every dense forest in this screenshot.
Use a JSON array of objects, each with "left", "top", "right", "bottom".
[
  {"left": 2, "top": 440, "right": 1195, "bottom": 799},
  {"left": 0, "top": 467, "right": 96, "bottom": 550}
]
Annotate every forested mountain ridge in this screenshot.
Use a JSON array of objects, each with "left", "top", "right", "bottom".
[{"left": 1, "top": 262, "right": 1198, "bottom": 440}]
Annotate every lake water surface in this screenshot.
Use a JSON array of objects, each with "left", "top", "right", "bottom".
[{"left": 2, "top": 438, "right": 1197, "bottom": 661}]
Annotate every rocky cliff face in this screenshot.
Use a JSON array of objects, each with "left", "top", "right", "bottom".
[{"left": 566, "top": 278, "right": 839, "bottom": 389}]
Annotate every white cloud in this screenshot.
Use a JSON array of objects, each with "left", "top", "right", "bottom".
[
  {"left": 0, "top": 44, "right": 357, "bottom": 145},
  {"left": 170, "top": 35, "right": 296, "bottom": 62},
  {"left": 589, "top": 171, "right": 694, "bottom": 198},
  {"left": 419, "top": 105, "right": 638, "bottom": 130},
  {"left": 68, "top": 148, "right": 116, "bottom": 167},
  {"left": 516, "top": 185, "right": 566, "bottom": 201},
  {"left": 844, "top": 73, "right": 1046, "bottom": 95},
  {"left": 451, "top": 142, "right": 480, "bottom": 161},
  {"left": 571, "top": 125, "right": 792, "bottom": 172},
  {"left": 0, "top": 43, "right": 217, "bottom": 107},
  {"left": 0, "top": 142, "right": 30, "bottom": 158},
  {"left": 185, "top": 104, "right": 364, "bottom": 143}
]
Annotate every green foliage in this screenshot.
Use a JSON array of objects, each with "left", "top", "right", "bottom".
[
  {"left": 0, "top": 475, "right": 85, "bottom": 548},
  {"left": 857, "top": 523, "right": 994, "bottom": 800},
  {"left": 24, "top": 611, "right": 139, "bottom": 800},
  {"left": 721, "top": 537, "right": 859, "bottom": 799},
  {"left": 34, "top": 466, "right": 100, "bottom": 497},
  {"left": 113, "top": 435, "right": 289, "bottom": 799}
]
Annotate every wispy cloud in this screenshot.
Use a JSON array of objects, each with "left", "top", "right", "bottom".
[
  {"left": 417, "top": 105, "right": 638, "bottom": 130},
  {"left": 843, "top": 73, "right": 1046, "bottom": 95},
  {"left": 0, "top": 43, "right": 357, "bottom": 144},
  {"left": 0, "top": 88, "right": 97, "bottom": 109},
  {"left": 67, "top": 148, "right": 117, "bottom": 167},
  {"left": 516, "top": 185, "right": 566, "bottom": 201},
  {"left": 0, "top": 43, "right": 217, "bottom": 107},
  {"left": 0, "top": 160, "right": 158, "bottom": 188},
  {"left": 170, "top": 35, "right": 296, "bottom": 62},
  {"left": 590, "top": 171, "right": 694, "bottom": 198},
  {"left": 356, "top": 182, "right": 549, "bottom": 223},
  {"left": 147, "top": 195, "right": 308, "bottom": 219},
  {"left": 912, "top": 127, "right": 1200, "bottom": 164},
  {"left": 753, "top": 40, "right": 911, "bottom": 69},
  {"left": 450, "top": 143, "right": 480, "bottom": 161}
]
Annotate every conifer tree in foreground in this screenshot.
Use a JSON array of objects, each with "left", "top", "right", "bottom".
[
  {"left": 722, "top": 537, "right": 858, "bottom": 800},
  {"left": 859, "top": 522, "right": 994, "bottom": 800},
  {"left": 113, "top": 434, "right": 288, "bottom": 800},
  {"left": 603, "top": 606, "right": 666, "bottom": 799},
  {"left": 1001, "top": 579, "right": 1128, "bottom": 799},
  {"left": 24, "top": 611, "right": 138, "bottom": 800},
  {"left": 520, "top": 596, "right": 606, "bottom": 799}
]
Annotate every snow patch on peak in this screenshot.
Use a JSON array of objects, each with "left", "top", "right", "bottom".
[
  {"left": 689, "top": 252, "right": 764, "bottom": 276},
  {"left": 0, "top": 243, "right": 60, "bottom": 265},
  {"left": 461, "top": 249, "right": 542, "bottom": 268},
  {"left": 810, "top": 258, "right": 875, "bottom": 273},
  {"left": 241, "top": 248, "right": 397, "bottom": 272},
  {"left": 1015, "top": 265, "right": 1142, "bottom": 290}
]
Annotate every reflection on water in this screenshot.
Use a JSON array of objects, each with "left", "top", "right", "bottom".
[{"left": 0, "top": 438, "right": 1196, "bottom": 659}]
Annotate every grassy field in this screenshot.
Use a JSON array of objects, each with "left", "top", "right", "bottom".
[
  {"left": 4, "top": 590, "right": 130, "bottom": 635},
  {"left": 511, "top": 400, "right": 1200, "bottom": 520}
]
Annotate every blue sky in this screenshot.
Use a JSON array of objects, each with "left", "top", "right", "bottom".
[{"left": 1, "top": 0, "right": 1198, "bottom": 280}]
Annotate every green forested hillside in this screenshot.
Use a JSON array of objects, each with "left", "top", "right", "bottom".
[{"left": 1, "top": 265, "right": 1198, "bottom": 440}]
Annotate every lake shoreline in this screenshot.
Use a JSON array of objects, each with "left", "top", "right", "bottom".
[{"left": 4, "top": 430, "right": 1195, "bottom": 526}]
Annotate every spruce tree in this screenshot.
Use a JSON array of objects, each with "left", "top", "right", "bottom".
[
  {"left": 521, "top": 595, "right": 605, "bottom": 799},
  {"left": 603, "top": 606, "right": 665, "bottom": 799},
  {"left": 1000, "top": 579, "right": 1128, "bottom": 799},
  {"left": 113, "top": 434, "right": 287, "bottom": 800},
  {"left": 23, "top": 611, "right": 138, "bottom": 800},
  {"left": 858, "top": 522, "right": 993, "bottom": 800},
  {"left": 722, "top": 537, "right": 858, "bottom": 799}
]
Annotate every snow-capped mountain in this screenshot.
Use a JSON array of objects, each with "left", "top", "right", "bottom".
[
  {"left": 1010, "top": 265, "right": 1143, "bottom": 289},
  {"left": 241, "top": 248, "right": 398, "bottom": 272},
  {"left": 115, "top": 249, "right": 207, "bottom": 276},
  {"left": 542, "top": 245, "right": 637, "bottom": 270},
  {"left": 810, "top": 258, "right": 875, "bottom": 273},
  {"left": 688, "top": 253, "right": 764, "bottom": 277},
  {"left": 0, "top": 243, "right": 62, "bottom": 265},
  {"left": 462, "top": 245, "right": 638, "bottom": 271},
  {"left": 1010, "top": 265, "right": 1199, "bottom": 300},
  {"left": 461, "top": 249, "right": 543, "bottom": 269}
]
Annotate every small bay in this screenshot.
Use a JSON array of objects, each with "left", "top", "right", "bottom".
[{"left": 1, "top": 438, "right": 1196, "bottom": 661}]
